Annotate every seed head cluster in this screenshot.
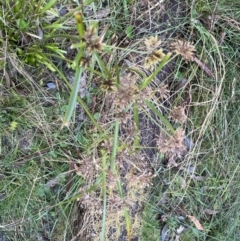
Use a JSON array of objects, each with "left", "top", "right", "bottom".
[
  {"left": 143, "top": 36, "right": 167, "bottom": 70},
  {"left": 157, "top": 128, "right": 187, "bottom": 167},
  {"left": 171, "top": 40, "right": 195, "bottom": 61},
  {"left": 83, "top": 26, "right": 103, "bottom": 53}
]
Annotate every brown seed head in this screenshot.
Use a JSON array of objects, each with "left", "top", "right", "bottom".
[
  {"left": 169, "top": 106, "right": 187, "bottom": 124},
  {"left": 158, "top": 84, "right": 170, "bottom": 100},
  {"left": 171, "top": 40, "right": 195, "bottom": 61},
  {"left": 80, "top": 56, "right": 91, "bottom": 68},
  {"left": 144, "top": 49, "right": 166, "bottom": 70},
  {"left": 157, "top": 128, "right": 187, "bottom": 164},
  {"left": 84, "top": 26, "right": 103, "bottom": 53},
  {"left": 144, "top": 36, "right": 162, "bottom": 51},
  {"left": 114, "top": 86, "right": 135, "bottom": 111},
  {"left": 101, "top": 79, "right": 117, "bottom": 92}
]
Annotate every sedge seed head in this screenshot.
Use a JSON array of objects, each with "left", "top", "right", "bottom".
[
  {"left": 80, "top": 56, "right": 91, "bottom": 68},
  {"left": 171, "top": 40, "right": 195, "bottom": 61},
  {"left": 101, "top": 79, "right": 117, "bottom": 92},
  {"left": 144, "top": 49, "right": 166, "bottom": 70},
  {"left": 87, "top": 37, "right": 102, "bottom": 53},
  {"left": 84, "top": 26, "right": 97, "bottom": 42},
  {"left": 169, "top": 106, "right": 187, "bottom": 124},
  {"left": 157, "top": 128, "right": 187, "bottom": 161},
  {"left": 158, "top": 84, "right": 170, "bottom": 100},
  {"left": 144, "top": 36, "right": 162, "bottom": 51},
  {"left": 113, "top": 83, "right": 136, "bottom": 111},
  {"left": 83, "top": 26, "right": 103, "bottom": 53}
]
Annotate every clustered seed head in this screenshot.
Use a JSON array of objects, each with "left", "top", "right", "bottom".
[
  {"left": 144, "top": 49, "right": 166, "bottom": 70},
  {"left": 101, "top": 78, "right": 117, "bottom": 92},
  {"left": 114, "top": 87, "right": 135, "bottom": 110},
  {"left": 80, "top": 56, "right": 91, "bottom": 68},
  {"left": 84, "top": 26, "right": 97, "bottom": 42},
  {"left": 74, "top": 158, "right": 95, "bottom": 180},
  {"left": 120, "top": 73, "right": 136, "bottom": 87},
  {"left": 158, "top": 84, "right": 170, "bottom": 100},
  {"left": 135, "top": 87, "right": 152, "bottom": 108},
  {"left": 83, "top": 26, "right": 103, "bottom": 53},
  {"left": 80, "top": 193, "right": 102, "bottom": 214},
  {"left": 171, "top": 40, "right": 195, "bottom": 61},
  {"left": 115, "top": 112, "right": 132, "bottom": 124},
  {"left": 157, "top": 128, "right": 187, "bottom": 167},
  {"left": 144, "top": 36, "right": 162, "bottom": 51},
  {"left": 108, "top": 195, "right": 125, "bottom": 211},
  {"left": 101, "top": 139, "right": 113, "bottom": 154},
  {"left": 169, "top": 106, "right": 187, "bottom": 124},
  {"left": 113, "top": 73, "right": 137, "bottom": 111},
  {"left": 107, "top": 171, "right": 119, "bottom": 190}
]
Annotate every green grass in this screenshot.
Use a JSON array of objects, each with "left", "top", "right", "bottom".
[
  {"left": 1, "top": 0, "right": 240, "bottom": 240},
  {"left": 140, "top": 0, "right": 240, "bottom": 240}
]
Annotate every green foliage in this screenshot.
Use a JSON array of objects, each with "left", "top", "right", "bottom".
[
  {"left": 1, "top": 0, "right": 240, "bottom": 240},
  {"left": 0, "top": 0, "right": 65, "bottom": 71},
  {"left": 125, "top": 25, "right": 134, "bottom": 39}
]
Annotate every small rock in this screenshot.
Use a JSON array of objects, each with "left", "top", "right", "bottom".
[{"left": 46, "top": 82, "right": 57, "bottom": 89}]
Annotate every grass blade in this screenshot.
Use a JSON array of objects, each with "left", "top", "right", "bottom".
[
  {"left": 93, "top": 52, "right": 111, "bottom": 79},
  {"left": 62, "top": 11, "right": 87, "bottom": 128},
  {"left": 145, "top": 100, "right": 174, "bottom": 134},
  {"left": 45, "top": 60, "right": 103, "bottom": 133},
  {"left": 40, "top": 0, "right": 58, "bottom": 15},
  {"left": 140, "top": 53, "right": 171, "bottom": 90},
  {"left": 111, "top": 119, "right": 119, "bottom": 171},
  {"left": 100, "top": 150, "right": 108, "bottom": 241},
  {"left": 62, "top": 67, "right": 83, "bottom": 128},
  {"left": 110, "top": 119, "right": 132, "bottom": 239}
]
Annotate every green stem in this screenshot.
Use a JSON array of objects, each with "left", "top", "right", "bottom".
[
  {"left": 145, "top": 100, "right": 175, "bottom": 134},
  {"left": 111, "top": 119, "right": 119, "bottom": 171},
  {"left": 140, "top": 53, "right": 172, "bottom": 90},
  {"left": 100, "top": 150, "right": 107, "bottom": 241},
  {"left": 62, "top": 67, "right": 83, "bottom": 127}
]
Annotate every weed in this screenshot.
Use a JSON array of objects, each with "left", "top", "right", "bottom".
[{"left": 0, "top": 0, "right": 240, "bottom": 241}]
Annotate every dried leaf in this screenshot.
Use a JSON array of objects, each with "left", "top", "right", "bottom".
[
  {"left": 0, "top": 192, "right": 6, "bottom": 201},
  {"left": 177, "top": 78, "right": 188, "bottom": 90},
  {"left": 46, "top": 174, "right": 64, "bottom": 188},
  {"left": 184, "top": 137, "right": 194, "bottom": 151},
  {"left": 187, "top": 215, "right": 204, "bottom": 231},
  {"left": 78, "top": 75, "right": 88, "bottom": 98},
  {"left": 217, "top": 31, "right": 226, "bottom": 45},
  {"left": 3, "top": 70, "right": 11, "bottom": 88},
  {"left": 193, "top": 56, "right": 214, "bottom": 78},
  {"left": 175, "top": 234, "right": 180, "bottom": 241},
  {"left": 37, "top": 27, "right": 43, "bottom": 39},
  {"left": 0, "top": 174, "right": 4, "bottom": 181}
]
